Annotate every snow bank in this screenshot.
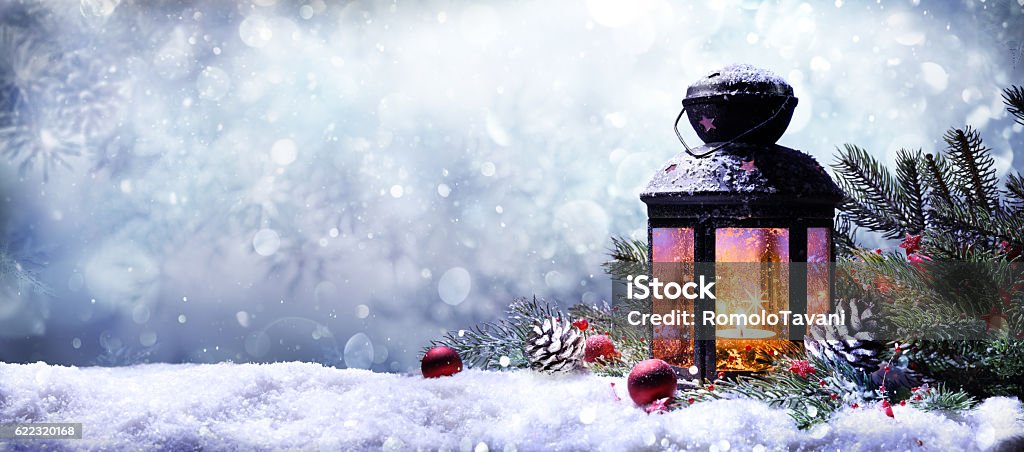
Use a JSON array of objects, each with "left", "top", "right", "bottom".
[{"left": 0, "top": 362, "right": 1021, "bottom": 450}]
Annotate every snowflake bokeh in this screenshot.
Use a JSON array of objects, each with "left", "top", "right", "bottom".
[{"left": 0, "top": 0, "right": 1022, "bottom": 371}]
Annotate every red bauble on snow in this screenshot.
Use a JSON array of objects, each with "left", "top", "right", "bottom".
[
  {"left": 584, "top": 335, "right": 619, "bottom": 363},
  {"left": 627, "top": 359, "right": 678, "bottom": 405},
  {"left": 421, "top": 346, "right": 463, "bottom": 378}
]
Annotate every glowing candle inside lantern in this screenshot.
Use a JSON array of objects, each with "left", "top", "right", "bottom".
[{"left": 715, "top": 227, "right": 795, "bottom": 371}]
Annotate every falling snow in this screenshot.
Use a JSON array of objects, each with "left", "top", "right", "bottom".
[{"left": 0, "top": 1, "right": 1022, "bottom": 372}]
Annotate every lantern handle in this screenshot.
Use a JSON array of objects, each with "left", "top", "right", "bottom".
[
  {"left": 673, "top": 96, "right": 795, "bottom": 159},
  {"left": 674, "top": 107, "right": 716, "bottom": 158}
]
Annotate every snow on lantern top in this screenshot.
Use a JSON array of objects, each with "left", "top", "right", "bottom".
[
  {"left": 640, "top": 142, "right": 842, "bottom": 206},
  {"left": 682, "top": 64, "right": 797, "bottom": 145}
]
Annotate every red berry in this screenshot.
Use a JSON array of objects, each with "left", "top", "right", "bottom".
[
  {"left": 707, "top": 384, "right": 715, "bottom": 391},
  {"left": 819, "top": 380, "right": 827, "bottom": 387},
  {"left": 852, "top": 403, "right": 859, "bottom": 409},
  {"left": 717, "top": 371, "right": 724, "bottom": 379},
  {"left": 572, "top": 318, "right": 589, "bottom": 331},
  {"left": 830, "top": 393, "right": 838, "bottom": 400},
  {"left": 900, "top": 400, "right": 906, "bottom": 406},
  {"left": 687, "top": 397, "right": 695, "bottom": 404}
]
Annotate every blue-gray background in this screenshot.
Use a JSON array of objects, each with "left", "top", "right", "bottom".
[{"left": 1, "top": 0, "right": 1022, "bottom": 371}]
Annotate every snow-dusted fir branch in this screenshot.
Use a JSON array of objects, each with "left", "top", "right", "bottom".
[
  {"left": 677, "top": 354, "right": 874, "bottom": 429},
  {"left": 0, "top": 247, "right": 49, "bottom": 296},
  {"left": 601, "top": 237, "right": 649, "bottom": 282},
  {"left": 903, "top": 339, "right": 1024, "bottom": 398},
  {"left": 429, "top": 296, "right": 562, "bottom": 370}
]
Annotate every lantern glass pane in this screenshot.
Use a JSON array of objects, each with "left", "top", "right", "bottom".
[
  {"left": 807, "top": 227, "right": 831, "bottom": 316},
  {"left": 715, "top": 227, "right": 796, "bottom": 372},
  {"left": 651, "top": 227, "right": 694, "bottom": 368}
]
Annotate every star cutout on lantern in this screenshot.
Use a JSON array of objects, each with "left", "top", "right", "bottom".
[
  {"left": 699, "top": 115, "right": 716, "bottom": 131},
  {"left": 740, "top": 159, "right": 757, "bottom": 172}
]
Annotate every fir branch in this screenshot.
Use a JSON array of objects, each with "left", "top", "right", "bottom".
[
  {"left": 929, "top": 201, "right": 1024, "bottom": 251},
  {"left": 602, "top": 237, "right": 648, "bottom": 281},
  {"left": 894, "top": 148, "right": 927, "bottom": 234},
  {"left": 944, "top": 127, "right": 1000, "bottom": 215},
  {"left": 1005, "top": 173, "right": 1024, "bottom": 214},
  {"left": 0, "top": 247, "right": 50, "bottom": 296},
  {"left": 1003, "top": 85, "right": 1024, "bottom": 126},
  {"left": 903, "top": 340, "right": 1024, "bottom": 397},
  {"left": 907, "top": 383, "right": 976, "bottom": 413},
  {"left": 923, "top": 153, "right": 955, "bottom": 212},
  {"left": 679, "top": 354, "right": 876, "bottom": 429},
  {"left": 833, "top": 214, "right": 858, "bottom": 258},
  {"left": 430, "top": 296, "right": 562, "bottom": 370},
  {"left": 831, "top": 144, "right": 905, "bottom": 239}
]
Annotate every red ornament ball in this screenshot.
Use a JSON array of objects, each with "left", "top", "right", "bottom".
[
  {"left": 584, "top": 335, "right": 619, "bottom": 363},
  {"left": 627, "top": 359, "right": 678, "bottom": 405},
  {"left": 421, "top": 346, "right": 463, "bottom": 378}
]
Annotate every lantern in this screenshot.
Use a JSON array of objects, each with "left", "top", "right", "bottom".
[{"left": 640, "top": 64, "right": 842, "bottom": 381}]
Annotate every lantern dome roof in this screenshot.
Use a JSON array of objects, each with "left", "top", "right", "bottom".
[
  {"left": 640, "top": 142, "right": 843, "bottom": 205},
  {"left": 685, "top": 64, "right": 793, "bottom": 99}
]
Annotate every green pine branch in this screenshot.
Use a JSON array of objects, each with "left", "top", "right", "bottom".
[
  {"left": 602, "top": 236, "right": 649, "bottom": 281},
  {"left": 1004, "top": 173, "right": 1024, "bottom": 214},
  {"left": 905, "top": 383, "right": 977, "bottom": 413},
  {"left": 831, "top": 144, "right": 905, "bottom": 239},
  {"left": 678, "top": 354, "right": 876, "bottom": 429},
  {"left": 1002, "top": 85, "right": 1024, "bottom": 126},
  {"left": 894, "top": 148, "right": 927, "bottom": 234},
  {"left": 922, "top": 152, "right": 956, "bottom": 212},
  {"left": 944, "top": 126, "right": 1000, "bottom": 216},
  {"left": 833, "top": 214, "right": 859, "bottom": 258},
  {"left": 429, "top": 296, "right": 562, "bottom": 370}
]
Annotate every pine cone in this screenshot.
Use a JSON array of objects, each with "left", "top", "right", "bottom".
[
  {"left": 525, "top": 316, "right": 585, "bottom": 372},
  {"left": 805, "top": 298, "right": 885, "bottom": 373}
]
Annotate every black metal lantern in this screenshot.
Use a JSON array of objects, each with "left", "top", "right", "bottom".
[{"left": 641, "top": 64, "right": 843, "bottom": 381}]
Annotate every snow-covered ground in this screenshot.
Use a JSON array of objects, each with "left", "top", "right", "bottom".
[{"left": 0, "top": 362, "right": 1021, "bottom": 451}]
